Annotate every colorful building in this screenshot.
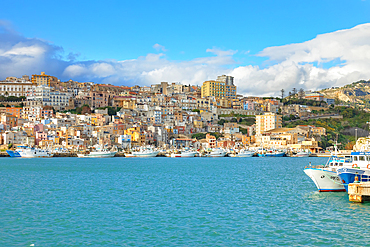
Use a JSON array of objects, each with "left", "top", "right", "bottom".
[{"left": 201, "top": 75, "right": 236, "bottom": 99}]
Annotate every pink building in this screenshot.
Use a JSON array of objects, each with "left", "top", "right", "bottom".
[{"left": 35, "top": 131, "right": 48, "bottom": 145}]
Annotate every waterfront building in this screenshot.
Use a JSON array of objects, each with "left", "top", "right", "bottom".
[{"left": 206, "top": 133, "right": 216, "bottom": 148}]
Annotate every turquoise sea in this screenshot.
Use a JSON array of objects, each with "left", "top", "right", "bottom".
[{"left": 1, "top": 157, "right": 370, "bottom": 246}]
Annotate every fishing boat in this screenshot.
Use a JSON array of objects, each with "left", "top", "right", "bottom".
[
  {"left": 77, "top": 150, "right": 117, "bottom": 158},
  {"left": 293, "top": 151, "right": 310, "bottom": 157},
  {"left": 258, "top": 149, "right": 286, "bottom": 157},
  {"left": 132, "top": 147, "right": 159, "bottom": 157},
  {"left": 304, "top": 152, "right": 350, "bottom": 192},
  {"left": 208, "top": 148, "right": 227, "bottom": 157},
  {"left": 170, "top": 150, "right": 198, "bottom": 158},
  {"left": 336, "top": 151, "right": 370, "bottom": 192},
  {"left": 6, "top": 145, "right": 28, "bottom": 157},
  {"left": 229, "top": 149, "right": 255, "bottom": 157},
  {"left": 18, "top": 147, "right": 53, "bottom": 158}
]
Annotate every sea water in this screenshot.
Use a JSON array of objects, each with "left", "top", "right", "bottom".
[{"left": 1, "top": 157, "right": 369, "bottom": 246}]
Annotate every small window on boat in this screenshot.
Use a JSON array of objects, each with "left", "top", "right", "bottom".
[
  {"left": 339, "top": 163, "right": 343, "bottom": 166},
  {"left": 354, "top": 156, "right": 358, "bottom": 161},
  {"left": 360, "top": 156, "right": 366, "bottom": 161},
  {"left": 367, "top": 156, "right": 370, "bottom": 161},
  {"left": 334, "top": 163, "right": 338, "bottom": 166}
]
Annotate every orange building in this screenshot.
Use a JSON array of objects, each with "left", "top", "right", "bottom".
[
  {"left": 206, "top": 133, "right": 216, "bottom": 148},
  {"left": 6, "top": 107, "right": 22, "bottom": 117}
]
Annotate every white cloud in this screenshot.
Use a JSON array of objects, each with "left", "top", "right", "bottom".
[
  {"left": 153, "top": 43, "right": 167, "bottom": 52},
  {"left": 206, "top": 47, "right": 238, "bottom": 57},
  {"left": 1, "top": 21, "right": 370, "bottom": 97}
]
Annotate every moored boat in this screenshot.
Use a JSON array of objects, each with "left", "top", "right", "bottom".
[
  {"left": 304, "top": 155, "right": 348, "bottom": 192},
  {"left": 293, "top": 151, "right": 310, "bottom": 157},
  {"left": 77, "top": 150, "right": 117, "bottom": 158},
  {"left": 6, "top": 146, "right": 28, "bottom": 157},
  {"left": 208, "top": 148, "right": 227, "bottom": 157},
  {"left": 18, "top": 147, "right": 53, "bottom": 158},
  {"left": 336, "top": 151, "right": 370, "bottom": 192},
  {"left": 258, "top": 149, "right": 286, "bottom": 157},
  {"left": 229, "top": 149, "right": 255, "bottom": 157},
  {"left": 170, "top": 151, "right": 198, "bottom": 158},
  {"left": 132, "top": 147, "right": 159, "bottom": 157}
]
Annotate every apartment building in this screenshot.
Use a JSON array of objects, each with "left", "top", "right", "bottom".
[
  {"left": 26, "top": 85, "right": 72, "bottom": 111},
  {"left": 31, "top": 72, "right": 59, "bottom": 86},
  {"left": 255, "top": 112, "right": 282, "bottom": 135},
  {"left": 0, "top": 78, "right": 34, "bottom": 97},
  {"left": 201, "top": 75, "right": 236, "bottom": 99}
]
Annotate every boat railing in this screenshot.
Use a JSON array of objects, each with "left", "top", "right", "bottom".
[{"left": 305, "top": 164, "right": 326, "bottom": 169}]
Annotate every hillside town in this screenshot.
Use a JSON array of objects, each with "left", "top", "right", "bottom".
[{"left": 0, "top": 72, "right": 334, "bottom": 155}]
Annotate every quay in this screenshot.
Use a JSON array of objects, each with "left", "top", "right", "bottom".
[{"left": 348, "top": 180, "right": 370, "bottom": 203}]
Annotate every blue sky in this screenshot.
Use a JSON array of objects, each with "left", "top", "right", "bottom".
[{"left": 1, "top": 0, "right": 370, "bottom": 96}]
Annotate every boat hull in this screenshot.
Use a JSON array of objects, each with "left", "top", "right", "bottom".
[
  {"left": 208, "top": 153, "right": 226, "bottom": 157},
  {"left": 304, "top": 167, "right": 346, "bottom": 192},
  {"left": 337, "top": 168, "right": 368, "bottom": 192},
  {"left": 293, "top": 153, "right": 310, "bottom": 157},
  {"left": 232, "top": 152, "right": 254, "bottom": 157},
  {"left": 132, "top": 151, "right": 159, "bottom": 157},
  {"left": 6, "top": 150, "right": 21, "bottom": 157},
  {"left": 171, "top": 152, "right": 197, "bottom": 158},
  {"left": 258, "top": 152, "right": 285, "bottom": 157},
  {"left": 77, "top": 151, "right": 117, "bottom": 158}
]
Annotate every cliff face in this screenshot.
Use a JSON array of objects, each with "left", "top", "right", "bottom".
[{"left": 320, "top": 80, "right": 370, "bottom": 103}]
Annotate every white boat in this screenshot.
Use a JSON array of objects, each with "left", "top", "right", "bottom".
[
  {"left": 258, "top": 149, "right": 286, "bottom": 157},
  {"left": 304, "top": 156, "right": 348, "bottom": 192},
  {"left": 208, "top": 148, "right": 227, "bottom": 157},
  {"left": 18, "top": 147, "right": 53, "bottom": 158},
  {"left": 171, "top": 151, "right": 198, "bottom": 158},
  {"left": 132, "top": 147, "right": 159, "bottom": 157},
  {"left": 230, "top": 149, "right": 255, "bottom": 157},
  {"left": 293, "top": 151, "right": 310, "bottom": 157},
  {"left": 77, "top": 150, "right": 117, "bottom": 158}
]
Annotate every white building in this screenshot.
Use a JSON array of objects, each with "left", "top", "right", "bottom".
[
  {"left": 255, "top": 112, "right": 282, "bottom": 135},
  {"left": 0, "top": 79, "right": 35, "bottom": 97},
  {"left": 26, "top": 85, "right": 72, "bottom": 110}
]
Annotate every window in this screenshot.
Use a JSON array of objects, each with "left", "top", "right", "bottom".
[
  {"left": 360, "top": 156, "right": 366, "bottom": 161},
  {"left": 354, "top": 156, "right": 358, "bottom": 161}
]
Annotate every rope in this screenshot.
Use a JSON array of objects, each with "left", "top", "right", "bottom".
[{"left": 322, "top": 169, "right": 345, "bottom": 185}]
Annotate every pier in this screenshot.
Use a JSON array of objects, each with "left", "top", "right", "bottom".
[{"left": 348, "top": 180, "right": 370, "bottom": 203}]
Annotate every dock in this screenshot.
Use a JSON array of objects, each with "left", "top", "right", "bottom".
[{"left": 348, "top": 180, "right": 370, "bottom": 203}]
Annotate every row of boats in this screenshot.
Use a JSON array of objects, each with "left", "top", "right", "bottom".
[
  {"left": 304, "top": 146, "right": 370, "bottom": 193},
  {"left": 6, "top": 146, "right": 310, "bottom": 158}
]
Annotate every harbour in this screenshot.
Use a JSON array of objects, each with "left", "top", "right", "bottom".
[{"left": 1, "top": 156, "right": 370, "bottom": 246}]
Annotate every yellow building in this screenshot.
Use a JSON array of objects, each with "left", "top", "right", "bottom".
[
  {"left": 124, "top": 127, "right": 145, "bottom": 144},
  {"left": 31, "top": 72, "right": 58, "bottom": 86},
  {"left": 194, "top": 120, "right": 204, "bottom": 128},
  {"left": 255, "top": 112, "right": 282, "bottom": 135},
  {"left": 217, "top": 98, "right": 232, "bottom": 108},
  {"left": 201, "top": 75, "right": 236, "bottom": 99}
]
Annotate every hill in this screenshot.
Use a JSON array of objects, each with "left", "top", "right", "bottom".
[{"left": 320, "top": 80, "right": 370, "bottom": 107}]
